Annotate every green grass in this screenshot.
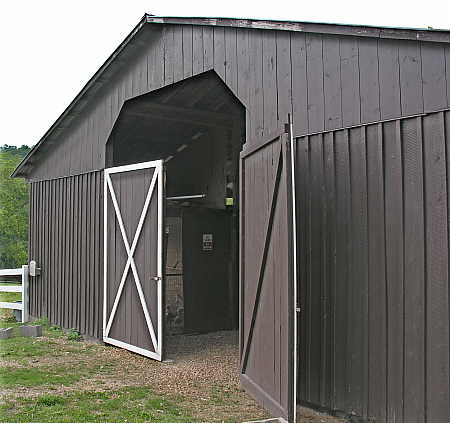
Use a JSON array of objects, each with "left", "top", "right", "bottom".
[
  {"left": 209, "top": 385, "right": 240, "bottom": 406},
  {"left": 0, "top": 328, "right": 96, "bottom": 361},
  {"left": 0, "top": 387, "right": 198, "bottom": 423},
  {"left": 0, "top": 319, "right": 111, "bottom": 389},
  {"left": 35, "top": 395, "right": 66, "bottom": 407},
  {"left": 0, "top": 336, "right": 62, "bottom": 360},
  {"left": 66, "top": 328, "right": 81, "bottom": 341},
  {"left": 0, "top": 290, "right": 21, "bottom": 303},
  {"left": 1, "top": 357, "right": 115, "bottom": 388},
  {"left": 0, "top": 366, "right": 82, "bottom": 387},
  {"left": 0, "top": 284, "right": 22, "bottom": 320}
]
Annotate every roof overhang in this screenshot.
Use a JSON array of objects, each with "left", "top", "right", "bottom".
[
  {"left": 146, "top": 15, "right": 450, "bottom": 43},
  {"left": 12, "top": 14, "right": 450, "bottom": 178}
]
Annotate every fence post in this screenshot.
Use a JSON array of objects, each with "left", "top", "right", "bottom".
[{"left": 22, "top": 265, "right": 29, "bottom": 323}]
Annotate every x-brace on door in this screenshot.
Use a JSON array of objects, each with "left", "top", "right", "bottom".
[{"left": 103, "top": 160, "right": 164, "bottom": 361}]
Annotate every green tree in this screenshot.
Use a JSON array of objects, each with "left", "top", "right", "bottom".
[{"left": 0, "top": 145, "right": 31, "bottom": 268}]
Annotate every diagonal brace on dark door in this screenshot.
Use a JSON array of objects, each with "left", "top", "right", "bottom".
[{"left": 241, "top": 144, "right": 283, "bottom": 373}]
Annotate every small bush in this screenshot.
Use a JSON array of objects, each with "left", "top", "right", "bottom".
[
  {"left": 66, "top": 329, "right": 81, "bottom": 341},
  {"left": 48, "top": 325, "right": 60, "bottom": 331},
  {"left": 34, "top": 317, "right": 49, "bottom": 326},
  {"left": 36, "top": 395, "right": 66, "bottom": 407}
]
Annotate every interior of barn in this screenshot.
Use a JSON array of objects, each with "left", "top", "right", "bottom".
[{"left": 105, "top": 71, "right": 245, "bottom": 353}]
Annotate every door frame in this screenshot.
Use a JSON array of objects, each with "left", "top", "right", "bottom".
[{"left": 103, "top": 159, "right": 164, "bottom": 361}]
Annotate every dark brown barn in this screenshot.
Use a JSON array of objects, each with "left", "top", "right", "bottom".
[{"left": 13, "top": 15, "right": 450, "bottom": 423}]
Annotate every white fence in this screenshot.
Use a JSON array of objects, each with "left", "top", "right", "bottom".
[{"left": 0, "top": 265, "right": 29, "bottom": 323}]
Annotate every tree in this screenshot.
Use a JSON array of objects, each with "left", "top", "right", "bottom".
[{"left": 0, "top": 145, "right": 31, "bottom": 268}]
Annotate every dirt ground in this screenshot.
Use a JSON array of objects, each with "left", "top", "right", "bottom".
[{"left": 2, "top": 329, "right": 344, "bottom": 423}]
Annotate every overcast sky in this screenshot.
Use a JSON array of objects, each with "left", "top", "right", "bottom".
[{"left": 1, "top": 0, "right": 449, "bottom": 148}]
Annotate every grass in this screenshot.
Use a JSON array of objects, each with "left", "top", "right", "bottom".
[
  {"left": 0, "top": 387, "right": 198, "bottom": 423},
  {"left": 0, "top": 284, "right": 22, "bottom": 320},
  {"left": 1, "top": 361, "right": 115, "bottom": 388},
  {"left": 0, "top": 366, "right": 82, "bottom": 387},
  {"left": 66, "top": 328, "right": 81, "bottom": 341},
  {"left": 0, "top": 289, "right": 21, "bottom": 303},
  {"left": 0, "top": 326, "right": 96, "bottom": 362},
  {"left": 0, "top": 319, "right": 200, "bottom": 423},
  {"left": 0, "top": 336, "right": 64, "bottom": 360},
  {"left": 209, "top": 386, "right": 240, "bottom": 406}
]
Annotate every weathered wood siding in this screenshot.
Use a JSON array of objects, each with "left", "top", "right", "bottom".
[
  {"left": 27, "top": 24, "right": 450, "bottom": 181},
  {"left": 28, "top": 171, "right": 103, "bottom": 338},
  {"left": 295, "top": 109, "right": 450, "bottom": 423}
]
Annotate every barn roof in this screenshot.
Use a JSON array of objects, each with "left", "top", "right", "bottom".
[{"left": 12, "top": 14, "right": 450, "bottom": 178}]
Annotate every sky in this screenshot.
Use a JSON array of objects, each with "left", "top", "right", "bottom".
[{"left": 1, "top": 0, "right": 449, "bottom": 148}]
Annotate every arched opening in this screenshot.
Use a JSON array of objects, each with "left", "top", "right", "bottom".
[{"left": 105, "top": 71, "right": 245, "bottom": 354}]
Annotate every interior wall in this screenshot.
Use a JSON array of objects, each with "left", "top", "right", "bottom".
[
  {"left": 165, "top": 125, "right": 242, "bottom": 333},
  {"left": 164, "top": 213, "right": 184, "bottom": 334},
  {"left": 182, "top": 207, "right": 233, "bottom": 332}
]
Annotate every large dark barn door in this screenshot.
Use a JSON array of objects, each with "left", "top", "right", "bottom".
[
  {"left": 240, "top": 131, "right": 297, "bottom": 422},
  {"left": 103, "top": 160, "right": 164, "bottom": 361}
]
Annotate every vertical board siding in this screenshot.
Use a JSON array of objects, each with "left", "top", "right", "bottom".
[
  {"left": 305, "top": 35, "right": 325, "bottom": 133},
  {"left": 399, "top": 41, "right": 423, "bottom": 117},
  {"left": 339, "top": 36, "right": 361, "bottom": 127},
  {"left": 421, "top": 44, "right": 448, "bottom": 111},
  {"left": 296, "top": 109, "right": 450, "bottom": 423},
  {"left": 378, "top": 40, "right": 401, "bottom": 120},
  {"left": 26, "top": 24, "right": 450, "bottom": 181},
  {"left": 366, "top": 123, "right": 387, "bottom": 422},
  {"left": 323, "top": 36, "right": 342, "bottom": 130},
  {"left": 28, "top": 171, "right": 103, "bottom": 339},
  {"left": 423, "top": 112, "right": 449, "bottom": 423},
  {"left": 358, "top": 38, "right": 381, "bottom": 123}
]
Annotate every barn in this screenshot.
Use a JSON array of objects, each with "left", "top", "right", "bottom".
[{"left": 12, "top": 14, "right": 450, "bottom": 423}]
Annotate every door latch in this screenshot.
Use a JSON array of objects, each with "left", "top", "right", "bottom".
[{"left": 151, "top": 276, "right": 162, "bottom": 281}]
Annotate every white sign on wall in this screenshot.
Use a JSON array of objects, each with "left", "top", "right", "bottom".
[{"left": 202, "top": 233, "right": 213, "bottom": 251}]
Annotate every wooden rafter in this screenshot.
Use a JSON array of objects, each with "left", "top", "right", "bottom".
[{"left": 125, "top": 102, "right": 237, "bottom": 129}]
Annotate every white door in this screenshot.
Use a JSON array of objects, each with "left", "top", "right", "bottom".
[{"left": 103, "top": 160, "right": 164, "bottom": 361}]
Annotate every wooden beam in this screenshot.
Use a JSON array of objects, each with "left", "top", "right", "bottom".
[{"left": 126, "top": 102, "right": 237, "bottom": 128}]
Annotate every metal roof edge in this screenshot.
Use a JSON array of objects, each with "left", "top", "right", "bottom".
[
  {"left": 12, "top": 14, "right": 150, "bottom": 178},
  {"left": 145, "top": 15, "right": 450, "bottom": 43}
]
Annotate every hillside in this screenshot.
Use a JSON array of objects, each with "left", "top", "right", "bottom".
[{"left": 0, "top": 145, "right": 31, "bottom": 268}]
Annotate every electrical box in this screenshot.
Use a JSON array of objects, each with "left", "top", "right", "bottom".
[{"left": 29, "top": 260, "right": 41, "bottom": 277}]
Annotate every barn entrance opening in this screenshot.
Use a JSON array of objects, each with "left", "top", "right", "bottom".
[{"left": 105, "top": 71, "right": 245, "bottom": 359}]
